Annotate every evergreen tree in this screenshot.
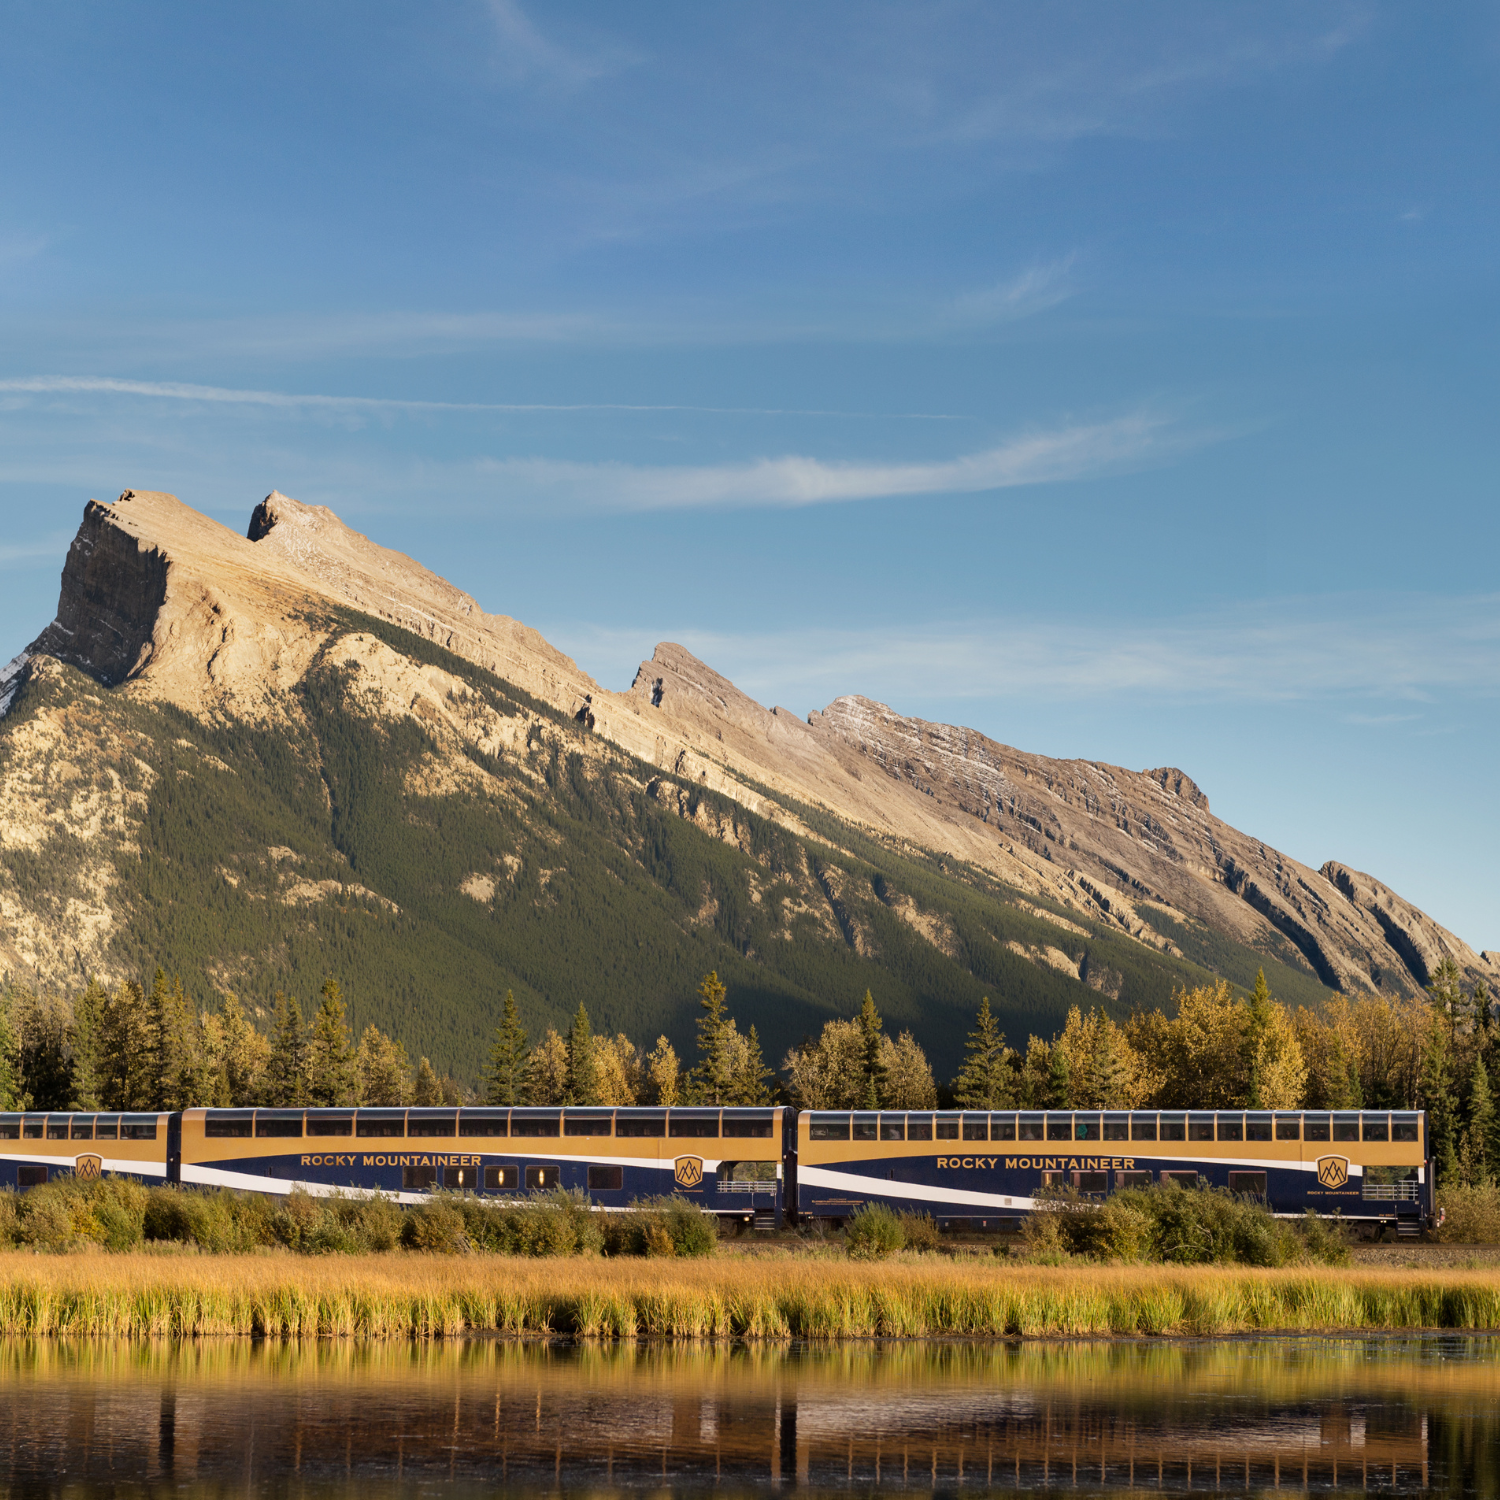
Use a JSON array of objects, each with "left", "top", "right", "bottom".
[
  {"left": 645, "top": 1036, "right": 681, "bottom": 1105},
  {"left": 0, "top": 995, "right": 20, "bottom": 1111},
  {"left": 413, "top": 1056, "right": 442, "bottom": 1106},
  {"left": 952, "top": 997, "right": 1014, "bottom": 1108},
  {"left": 857, "top": 991, "right": 885, "bottom": 1109},
  {"left": 1419, "top": 1012, "right": 1460, "bottom": 1186},
  {"left": 482, "top": 990, "right": 531, "bottom": 1105},
  {"left": 307, "top": 978, "right": 358, "bottom": 1106},
  {"left": 138, "top": 970, "right": 199, "bottom": 1110},
  {"left": 263, "top": 992, "right": 308, "bottom": 1107},
  {"left": 10, "top": 986, "right": 75, "bottom": 1110},
  {"left": 1046, "top": 1042, "right": 1072, "bottom": 1110},
  {"left": 94, "top": 980, "right": 145, "bottom": 1110},
  {"left": 216, "top": 996, "right": 269, "bottom": 1105},
  {"left": 564, "top": 1003, "right": 601, "bottom": 1105},
  {"left": 1244, "top": 969, "right": 1273, "bottom": 1107},
  {"left": 689, "top": 971, "right": 737, "bottom": 1105},
  {"left": 356, "top": 1024, "right": 409, "bottom": 1105},
  {"left": 69, "top": 978, "right": 109, "bottom": 1110},
  {"left": 728, "top": 1023, "right": 774, "bottom": 1105},
  {"left": 1466, "top": 1054, "right": 1496, "bottom": 1185}
]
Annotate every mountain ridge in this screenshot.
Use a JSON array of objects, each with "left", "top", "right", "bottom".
[{"left": 0, "top": 488, "right": 1492, "bottom": 1077}]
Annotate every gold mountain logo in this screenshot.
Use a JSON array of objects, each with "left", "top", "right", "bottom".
[
  {"left": 1316, "top": 1155, "right": 1350, "bottom": 1189},
  {"left": 74, "top": 1154, "right": 103, "bottom": 1181},
  {"left": 673, "top": 1155, "right": 704, "bottom": 1189}
]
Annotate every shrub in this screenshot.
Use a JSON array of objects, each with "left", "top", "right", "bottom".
[
  {"left": 1438, "top": 1183, "right": 1500, "bottom": 1243},
  {"left": 401, "top": 1197, "right": 470, "bottom": 1254},
  {"left": 601, "top": 1196, "right": 719, "bottom": 1258},
  {"left": 897, "top": 1211, "right": 941, "bottom": 1253},
  {"left": 1296, "top": 1208, "right": 1351, "bottom": 1266},
  {"left": 844, "top": 1203, "right": 905, "bottom": 1261}
]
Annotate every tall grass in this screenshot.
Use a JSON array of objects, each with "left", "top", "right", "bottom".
[{"left": 0, "top": 1252, "right": 1495, "bottom": 1339}]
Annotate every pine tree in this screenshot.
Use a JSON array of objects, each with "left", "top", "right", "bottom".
[
  {"left": 263, "top": 992, "right": 308, "bottom": 1107},
  {"left": 138, "top": 970, "right": 197, "bottom": 1110},
  {"left": 1046, "top": 1043, "right": 1072, "bottom": 1110},
  {"left": 857, "top": 991, "right": 885, "bottom": 1109},
  {"left": 564, "top": 1003, "right": 601, "bottom": 1105},
  {"left": 1420, "top": 1012, "right": 1460, "bottom": 1186},
  {"left": 1244, "top": 969, "right": 1273, "bottom": 1107},
  {"left": 94, "top": 979, "right": 145, "bottom": 1110},
  {"left": 728, "top": 1023, "right": 774, "bottom": 1105},
  {"left": 215, "top": 995, "right": 269, "bottom": 1105},
  {"left": 952, "top": 997, "right": 1014, "bottom": 1108},
  {"left": 307, "top": 978, "right": 358, "bottom": 1106},
  {"left": 645, "top": 1036, "right": 681, "bottom": 1105},
  {"left": 482, "top": 990, "right": 531, "bottom": 1106},
  {"left": 0, "top": 995, "right": 19, "bottom": 1111},
  {"left": 689, "top": 971, "right": 737, "bottom": 1105},
  {"left": 413, "top": 1056, "right": 442, "bottom": 1106},
  {"left": 69, "top": 978, "right": 109, "bottom": 1110},
  {"left": 356, "top": 1024, "right": 410, "bottom": 1105},
  {"left": 1467, "top": 1054, "right": 1496, "bottom": 1185}
]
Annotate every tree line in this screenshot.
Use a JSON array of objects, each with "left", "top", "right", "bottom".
[{"left": 1, "top": 959, "right": 1493, "bottom": 1185}]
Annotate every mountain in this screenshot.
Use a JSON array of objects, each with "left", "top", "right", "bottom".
[{"left": 1, "top": 488, "right": 1492, "bottom": 1081}]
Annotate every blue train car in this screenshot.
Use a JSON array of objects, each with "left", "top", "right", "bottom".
[
  {"left": 797, "top": 1108, "right": 1432, "bottom": 1234},
  {"left": 181, "top": 1105, "right": 789, "bottom": 1225},
  {"left": 0, "top": 1111, "right": 174, "bottom": 1188}
]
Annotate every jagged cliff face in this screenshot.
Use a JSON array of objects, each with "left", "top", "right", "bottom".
[{"left": 1, "top": 488, "right": 1493, "bottom": 1055}]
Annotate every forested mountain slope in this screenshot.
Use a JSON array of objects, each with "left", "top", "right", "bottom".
[{"left": 0, "top": 489, "right": 1491, "bottom": 1082}]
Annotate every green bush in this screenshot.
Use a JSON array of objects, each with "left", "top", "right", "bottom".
[
  {"left": 401, "top": 1197, "right": 471, "bottom": 1254},
  {"left": 896, "top": 1210, "right": 941, "bottom": 1253},
  {"left": 1296, "top": 1208, "right": 1351, "bottom": 1266},
  {"left": 844, "top": 1203, "right": 905, "bottom": 1261},
  {"left": 1437, "top": 1183, "right": 1500, "bottom": 1243}
]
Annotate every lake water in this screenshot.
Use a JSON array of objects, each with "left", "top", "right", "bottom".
[{"left": 0, "top": 1336, "right": 1497, "bottom": 1497}]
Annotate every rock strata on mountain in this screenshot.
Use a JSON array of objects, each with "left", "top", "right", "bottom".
[{"left": 0, "top": 487, "right": 1492, "bottom": 1067}]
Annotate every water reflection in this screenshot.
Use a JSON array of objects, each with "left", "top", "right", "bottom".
[{"left": 0, "top": 1337, "right": 1496, "bottom": 1497}]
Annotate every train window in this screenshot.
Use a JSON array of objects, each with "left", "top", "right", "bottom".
[
  {"left": 1304, "top": 1114, "right": 1331, "bottom": 1141},
  {"left": 0, "top": 1116, "right": 19, "bottom": 1140},
  {"left": 121, "top": 1116, "right": 159, "bottom": 1141},
  {"left": 1245, "top": 1114, "right": 1272, "bottom": 1142},
  {"left": 1073, "top": 1114, "right": 1100, "bottom": 1141},
  {"left": 1163, "top": 1170, "right": 1198, "bottom": 1188},
  {"left": 18, "top": 1166, "right": 47, "bottom": 1188},
  {"left": 879, "top": 1116, "right": 905, "bottom": 1141},
  {"left": 907, "top": 1115, "right": 934, "bottom": 1141},
  {"left": 407, "top": 1112, "right": 457, "bottom": 1138},
  {"left": 1392, "top": 1116, "right": 1420, "bottom": 1143},
  {"left": 991, "top": 1115, "right": 1017, "bottom": 1142},
  {"left": 587, "top": 1165, "right": 624, "bottom": 1191},
  {"left": 564, "top": 1111, "right": 614, "bottom": 1137},
  {"left": 443, "top": 1164, "right": 478, "bottom": 1191},
  {"left": 1188, "top": 1115, "right": 1214, "bottom": 1142},
  {"left": 525, "top": 1165, "right": 559, "bottom": 1191},
  {"left": 1362, "top": 1115, "right": 1390, "bottom": 1142},
  {"left": 669, "top": 1112, "right": 720, "bottom": 1138},
  {"left": 402, "top": 1164, "right": 436, "bottom": 1191},
  {"left": 94, "top": 1116, "right": 119, "bottom": 1141},
  {"left": 1045, "top": 1115, "right": 1073, "bottom": 1141},
  {"left": 1159, "top": 1115, "right": 1186, "bottom": 1141},
  {"left": 46, "top": 1118, "right": 69, "bottom": 1140},
  {"left": 935, "top": 1116, "right": 960, "bottom": 1140},
  {"left": 722, "top": 1112, "right": 774, "bottom": 1138},
  {"left": 1041, "top": 1170, "right": 1066, "bottom": 1186},
  {"left": 961, "top": 1114, "right": 988, "bottom": 1141},
  {"left": 616, "top": 1113, "right": 666, "bottom": 1138},
  {"left": 852, "top": 1114, "right": 879, "bottom": 1142},
  {"left": 808, "top": 1114, "right": 850, "bottom": 1141},
  {"left": 205, "top": 1111, "right": 254, "bottom": 1138},
  {"left": 1131, "top": 1115, "right": 1158, "bottom": 1141},
  {"left": 1333, "top": 1114, "right": 1360, "bottom": 1143},
  {"left": 1018, "top": 1115, "right": 1044, "bottom": 1141},
  {"left": 722, "top": 1161, "right": 776, "bottom": 1183},
  {"left": 1275, "top": 1116, "right": 1301, "bottom": 1141},
  {"left": 355, "top": 1111, "right": 406, "bottom": 1137},
  {"left": 1216, "top": 1115, "right": 1244, "bottom": 1142},
  {"left": 511, "top": 1112, "right": 561, "bottom": 1138},
  {"left": 306, "top": 1115, "right": 353, "bottom": 1137},
  {"left": 1102, "top": 1115, "right": 1129, "bottom": 1142},
  {"left": 1117, "top": 1170, "right": 1152, "bottom": 1188},
  {"left": 1228, "top": 1171, "right": 1267, "bottom": 1198},
  {"left": 484, "top": 1165, "right": 519, "bottom": 1191},
  {"left": 22, "top": 1117, "right": 43, "bottom": 1139},
  {"left": 1074, "top": 1171, "right": 1108, "bottom": 1193},
  {"left": 255, "top": 1111, "right": 304, "bottom": 1138},
  {"left": 458, "top": 1112, "right": 509, "bottom": 1137}
]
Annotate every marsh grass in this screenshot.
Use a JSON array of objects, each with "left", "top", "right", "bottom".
[{"left": 0, "top": 1252, "right": 1494, "bottom": 1339}]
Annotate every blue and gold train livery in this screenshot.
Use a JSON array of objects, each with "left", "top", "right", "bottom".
[
  {"left": 0, "top": 1111, "right": 175, "bottom": 1188},
  {"left": 181, "top": 1105, "right": 789, "bottom": 1224},
  {"left": 797, "top": 1108, "right": 1431, "bottom": 1234}
]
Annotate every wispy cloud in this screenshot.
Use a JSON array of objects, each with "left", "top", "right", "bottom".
[
  {"left": 0, "top": 535, "right": 70, "bottom": 569},
  {"left": 550, "top": 593, "right": 1500, "bottom": 711},
  {"left": 947, "top": 257, "right": 1078, "bottom": 326},
  {"left": 479, "top": 413, "right": 1176, "bottom": 512},
  {"left": 486, "top": 0, "right": 636, "bottom": 90},
  {"left": 0, "top": 375, "right": 963, "bottom": 422}
]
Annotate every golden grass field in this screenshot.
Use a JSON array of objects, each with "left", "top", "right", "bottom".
[{"left": 0, "top": 1251, "right": 1497, "bottom": 1339}]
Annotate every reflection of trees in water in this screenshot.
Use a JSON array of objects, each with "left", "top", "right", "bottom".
[{"left": 0, "top": 1337, "right": 1497, "bottom": 1494}]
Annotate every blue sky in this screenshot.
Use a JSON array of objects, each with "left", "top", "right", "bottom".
[{"left": 1, "top": 3, "right": 1496, "bottom": 952}]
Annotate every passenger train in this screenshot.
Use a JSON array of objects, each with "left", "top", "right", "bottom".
[{"left": 0, "top": 1103, "right": 1433, "bottom": 1234}]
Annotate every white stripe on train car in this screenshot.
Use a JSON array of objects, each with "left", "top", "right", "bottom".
[
  {"left": 0, "top": 1151, "right": 166, "bottom": 1178},
  {"left": 798, "top": 1165, "right": 1037, "bottom": 1212}
]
